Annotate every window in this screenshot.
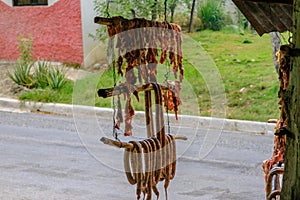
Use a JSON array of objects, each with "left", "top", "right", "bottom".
[{"left": 13, "top": 0, "right": 48, "bottom": 6}]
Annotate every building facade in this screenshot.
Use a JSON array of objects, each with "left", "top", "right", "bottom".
[{"left": 0, "top": 0, "right": 101, "bottom": 66}]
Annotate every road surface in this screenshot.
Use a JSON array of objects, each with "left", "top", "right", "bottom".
[{"left": 0, "top": 111, "right": 274, "bottom": 200}]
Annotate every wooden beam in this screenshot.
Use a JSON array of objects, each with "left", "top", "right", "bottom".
[
  {"left": 94, "top": 17, "right": 114, "bottom": 25},
  {"left": 237, "top": 0, "right": 293, "bottom": 5},
  {"left": 100, "top": 137, "right": 134, "bottom": 149}
]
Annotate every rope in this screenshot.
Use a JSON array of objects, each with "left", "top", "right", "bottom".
[
  {"left": 107, "top": 37, "right": 118, "bottom": 141},
  {"left": 112, "top": 60, "right": 119, "bottom": 140},
  {"left": 164, "top": 60, "right": 171, "bottom": 134}
]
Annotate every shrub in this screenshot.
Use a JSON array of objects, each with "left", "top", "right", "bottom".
[
  {"left": 198, "top": 1, "right": 224, "bottom": 31},
  {"left": 9, "top": 34, "right": 68, "bottom": 90},
  {"left": 17, "top": 34, "right": 34, "bottom": 66}
]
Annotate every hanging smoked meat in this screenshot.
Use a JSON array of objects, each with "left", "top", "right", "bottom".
[
  {"left": 97, "top": 16, "right": 184, "bottom": 136},
  {"left": 262, "top": 45, "right": 290, "bottom": 199}
]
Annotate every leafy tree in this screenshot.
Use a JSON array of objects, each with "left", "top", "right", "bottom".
[
  {"left": 168, "top": 0, "right": 178, "bottom": 23},
  {"left": 183, "top": 0, "right": 191, "bottom": 9},
  {"left": 96, "top": 0, "right": 165, "bottom": 19},
  {"left": 92, "top": 0, "right": 190, "bottom": 40},
  {"left": 93, "top": 0, "right": 164, "bottom": 40}
]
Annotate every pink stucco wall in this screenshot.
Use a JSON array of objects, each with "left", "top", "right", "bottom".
[{"left": 0, "top": 0, "right": 83, "bottom": 64}]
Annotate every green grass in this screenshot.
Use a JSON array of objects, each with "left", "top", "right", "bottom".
[
  {"left": 19, "top": 81, "right": 74, "bottom": 104},
  {"left": 189, "top": 30, "right": 279, "bottom": 121},
  {"left": 18, "top": 30, "right": 280, "bottom": 122}
]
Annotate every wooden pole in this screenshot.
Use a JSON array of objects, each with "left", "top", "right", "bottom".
[
  {"left": 97, "top": 83, "right": 175, "bottom": 98},
  {"left": 240, "top": 0, "right": 293, "bottom": 5},
  {"left": 280, "top": 0, "right": 300, "bottom": 198},
  {"left": 94, "top": 17, "right": 114, "bottom": 25},
  {"left": 100, "top": 135, "right": 187, "bottom": 149}
]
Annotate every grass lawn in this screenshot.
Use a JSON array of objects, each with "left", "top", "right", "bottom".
[
  {"left": 18, "top": 30, "right": 280, "bottom": 122},
  {"left": 188, "top": 30, "right": 279, "bottom": 121}
]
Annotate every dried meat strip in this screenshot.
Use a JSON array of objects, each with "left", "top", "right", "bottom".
[{"left": 124, "top": 97, "right": 134, "bottom": 136}]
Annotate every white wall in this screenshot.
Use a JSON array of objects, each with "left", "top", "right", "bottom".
[
  {"left": 1, "top": 0, "right": 12, "bottom": 6},
  {"left": 80, "top": 0, "right": 106, "bottom": 68},
  {"left": 48, "top": 0, "right": 59, "bottom": 6}
]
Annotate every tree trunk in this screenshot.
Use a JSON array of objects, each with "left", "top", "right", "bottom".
[
  {"left": 170, "top": 9, "right": 175, "bottom": 23},
  {"left": 188, "top": 0, "right": 196, "bottom": 33},
  {"left": 169, "top": 0, "right": 177, "bottom": 23},
  {"left": 270, "top": 32, "right": 281, "bottom": 73},
  {"left": 280, "top": 0, "right": 300, "bottom": 199},
  {"left": 152, "top": 0, "right": 158, "bottom": 20}
]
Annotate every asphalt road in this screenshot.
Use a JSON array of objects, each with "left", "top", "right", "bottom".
[{"left": 0, "top": 111, "right": 274, "bottom": 200}]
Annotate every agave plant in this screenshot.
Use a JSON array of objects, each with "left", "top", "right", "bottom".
[
  {"left": 47, "top": 66, "right": 67, "bottom": 89},
  {"left": 7, "top": 62, "right": 34, "bottom": 88},
  {"left": 33, "top": 60, "right": 50, "bottom": 89}
]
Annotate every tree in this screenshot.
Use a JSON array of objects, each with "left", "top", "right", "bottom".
[
  {"left": 93, "top": 0, "right": 163, "bottom": 20},
  {"left": 92, "top": 0, "right": 167, "bottom": 40},
  {"left": 152, "top": 0, "right": 158, "bottom": 20},
  {"left": 168, "top": 0, "right": 178, "bottom": 23},
  {"left": 280, "top": 0, "right": 300, "bottom": 199}
]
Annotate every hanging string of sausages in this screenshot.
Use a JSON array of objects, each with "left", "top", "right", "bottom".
[
  {"left": 100, "top": 82, "right": 183, "bottom": 199},
  {"left": 262, "top": 45, "right": 290, "bottom": 200},
  {"left": 123, "top": 134, "right": 176, "bottom": 200},
  {"left": 122, "top": 82, "right": 176, "bottom": 200}
]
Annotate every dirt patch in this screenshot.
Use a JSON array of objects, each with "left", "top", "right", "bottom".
[{"left": 0, "top": 62, "right": 24, "bottom": 99}]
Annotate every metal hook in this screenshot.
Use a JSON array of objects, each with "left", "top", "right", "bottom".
[{"left": 288, "top": 33, "right": 294, "bottom": 47}]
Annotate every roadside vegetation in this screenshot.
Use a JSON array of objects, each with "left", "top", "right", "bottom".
[
  {"left": 9, "top": 1, "right": 280, "bottom": 122},
  {"left": 8, "top": 35, "right": 72, "bottom": 103},
  {"left": 92, "top": 30, "right": 279, "bottom": 122},
  {"left": 68, "top": 29, "right": 279, "bottom": 122},
  {"left": 189, "top": 30, "right": 278, "bottom": 121}
]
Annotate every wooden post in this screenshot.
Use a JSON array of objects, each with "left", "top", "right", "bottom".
[{"left": 280, "top": 0, "right": 300, "bottom": 198}]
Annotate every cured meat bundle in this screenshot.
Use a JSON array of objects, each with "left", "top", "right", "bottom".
[
  {"left": 97, "top": 16, "right": 184, "bottom": 83},
  {"left": 262, "top": 45, "right": 290, "bottom": 200},
  {"left": 95, "top": 16, "right": 184, "bottom": 136}
]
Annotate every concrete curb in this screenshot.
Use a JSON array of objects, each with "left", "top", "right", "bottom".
[{"left": 0, "top": 97, "right": 276, "bottom": 134}]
